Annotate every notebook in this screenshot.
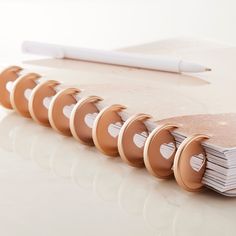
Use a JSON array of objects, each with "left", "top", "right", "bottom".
[{"left": 1, "top": 38, "right": 236, "bottom": 196}]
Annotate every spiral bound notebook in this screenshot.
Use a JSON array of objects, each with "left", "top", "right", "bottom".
[{"left": 1, "top": 38, "right": 236, "bottom": 196}]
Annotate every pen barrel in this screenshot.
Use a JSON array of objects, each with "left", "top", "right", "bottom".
[
  {"left": 65, "top": 46, "right": 181, "bottom": 73},
  {"left": 22, "top": 41, "right": 64, "bottom": 59},
  {"left": 22, "top": 41, "right": 207, "bottom": 73}
]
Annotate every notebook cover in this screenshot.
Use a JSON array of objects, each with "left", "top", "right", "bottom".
[{"left": 158, "top": 113, "right": 236, "bottom": 150}]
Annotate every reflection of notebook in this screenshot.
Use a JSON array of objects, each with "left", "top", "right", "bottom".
[{"left": 3, "top": 38, "right": 236, "bottom": 196}]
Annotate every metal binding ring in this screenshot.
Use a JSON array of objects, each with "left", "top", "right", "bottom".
[
  {"left": 92, "top": 104, "right": 126, "bottom": 157},
  {"left": 144, "top": 123, "right": 179, "bottom": 179},
  {"left": 70, "top": 95, "right": 103, "bottom": 146},
  {"left": 118, "top": 113, "right": 152, "bottom": 168},
  {"left": 48, "top": 87, "right": 80, "bottom": 136},
  {"left": 10, "top": 73, "right": 41, "bottom": 118},
  {"left": 173, "top": 134, "right": 209, "bottom": 192},
  {"left": 29, "top": 80, "right": 60, "bottom": 126},
  {"left": 0, "top": 66, "right": 23, "bottom": 109}
]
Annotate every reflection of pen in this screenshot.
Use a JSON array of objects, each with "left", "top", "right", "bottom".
[{"left": 22, "top": 41, "right": 211, "bottom": 74}]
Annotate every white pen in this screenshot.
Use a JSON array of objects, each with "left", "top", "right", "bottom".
[{"left": 22, "top": 41, "right": 211, "bottom": 73}]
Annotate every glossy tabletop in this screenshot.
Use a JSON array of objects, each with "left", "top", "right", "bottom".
[{"left": 1, "top": 111, "right": 236, "bottom": 236}]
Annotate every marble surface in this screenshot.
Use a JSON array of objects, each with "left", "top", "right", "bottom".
[{"left": 1, "top": 39, "right": 236, "bottom": 235}]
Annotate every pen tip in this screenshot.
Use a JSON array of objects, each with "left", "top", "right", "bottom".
[{"left": 205, "top": 68, "right": 212, "bottom": 71}]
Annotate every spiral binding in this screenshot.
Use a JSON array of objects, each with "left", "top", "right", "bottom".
[{"left": 0, "top": 65, "right": 212, "bottom": 194}]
